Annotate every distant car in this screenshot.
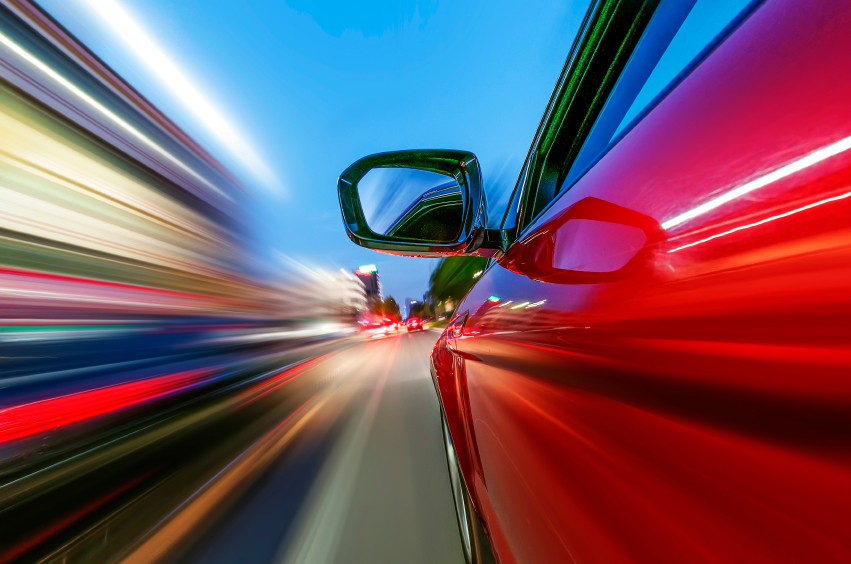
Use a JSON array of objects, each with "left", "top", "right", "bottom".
[
  {"left": 338, "top": 0, "right": 851, "bottom": 562},
  {"left": 362, "top": 320, "right": 387, "bottom": 336},
  {"left": 406, "top": 317, "right": 423, "bottom": 331}
]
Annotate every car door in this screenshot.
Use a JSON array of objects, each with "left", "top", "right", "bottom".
[{"left": 452, "top": 0, "right": 851, "bottom": 562}]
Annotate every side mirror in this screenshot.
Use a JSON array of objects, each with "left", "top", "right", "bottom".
[{"left": 337, "top": 150, "right": 490, "bottom": 256}]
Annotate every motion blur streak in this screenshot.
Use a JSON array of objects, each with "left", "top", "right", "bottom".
[
  {"left": 0, "top": 27, "right": 227, "bottom": 197},
  {"left": 0, "top": 331, "right": 462, "bottom": 563},
  {"left": 75, "top": 0, "right": 277, "bottom": 191},
  {"left": 0, "top": 2, "right": 392, "bottom": 561},
  {"left": 121, "top": 394, "right": 326, "bottom": 564},
  {"left": 0, "top": 368, "right": 214, "bottom": 443}
]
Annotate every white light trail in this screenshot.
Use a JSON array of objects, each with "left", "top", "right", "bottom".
[
  {"left": 78, "top": 0, "right": 279, "bottom": 193},
  {"left": 662, "top": 135, "right": 851, "bottom": 231},
  {"left": 0, "top": 30, "right": 229, "bottom": 199},
  {"left": 668, "top": 189, "right": 851, "bottom": 253}
]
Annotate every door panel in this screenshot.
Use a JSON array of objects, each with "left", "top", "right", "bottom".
[{"left": 454, "top": 0, "right": 851, "bottom": 561}]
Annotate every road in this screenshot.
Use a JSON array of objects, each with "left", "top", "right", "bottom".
[
  {"left": 4, "top": 329, "right": 464, "bottom": 563},
  {"left": 180, "top": 329, "right": 464, "bottom": 564}
]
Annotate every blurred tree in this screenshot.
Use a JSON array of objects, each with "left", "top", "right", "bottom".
[
  {"left": 428, "top": 256, "right": 489, "bottom": 315},
  {"left": 372, "top": 296, "right": 402, "bottom": 320},
  {"left": 410, "top": 300, "right": 432, "bottom": 319},
  {"left": 383, "top": 296, "right": 401, "bottom": 320}
]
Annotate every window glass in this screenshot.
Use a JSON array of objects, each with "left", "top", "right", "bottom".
[
  {"left": 501, "top": 156, "right": 530, "bottom": 230},
  {"left": 562, "top": 0, "right": 754, "bottom": 192},
  {"left": 484, "top": 157, "right": 524, "bottom": 230},
  {"left": 613, "top": 0, "right": 754, "bottom": 136}
]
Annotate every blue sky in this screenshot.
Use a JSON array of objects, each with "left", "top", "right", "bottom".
[{"left": 39, "top": 0, "right": 590, "bottom": 303}]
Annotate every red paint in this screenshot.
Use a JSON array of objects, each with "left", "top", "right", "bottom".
[{"left": 433, "top": 0, "right": 851, "bottom": 561}]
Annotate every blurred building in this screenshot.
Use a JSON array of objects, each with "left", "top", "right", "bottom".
[
  {"left": 0, "top": 1, "right": 362, "bottom": 329},
  {"left": 338, "top": 270, "right": 368, "bottom": 319},
  {"left": 404, "top": 297, "right": 418, "bottom": 319},
  {"left": 0, "top": 0, "right": 283, "bottom": 321},
  {"left": 263, "top": 259, "right": 367, "bottom": 324},
  {"left": 354, "top": 264, "right": 380, "bottom": 311}
]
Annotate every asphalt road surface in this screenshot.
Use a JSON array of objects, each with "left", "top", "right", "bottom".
[{"left": 171, "top": 329, "right": 464, "bottom": 564}]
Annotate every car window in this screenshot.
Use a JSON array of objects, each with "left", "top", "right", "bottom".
[
  {"left": 485, "top": 157, "right": 528, "bottom": 230},
  {"left": 501, "top": 155, "right": 531, "bottom": 230},
  {"left": 562, "top": 0, "right": 756, "bottom": 192},
  {"left": 512, "top": 1, "right": 668, "bottom": 234}
]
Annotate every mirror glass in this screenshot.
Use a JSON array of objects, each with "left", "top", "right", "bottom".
[{"left": 357, "top": 167, "right": 463, "bottom": 242}]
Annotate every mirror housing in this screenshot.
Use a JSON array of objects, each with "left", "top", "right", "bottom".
[{"left": 338, "top": 150, "right": 492, "bottom": 257}]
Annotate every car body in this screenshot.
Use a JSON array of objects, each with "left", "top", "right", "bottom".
[
  {"left": 339, "top": 0, "right": 851, "bottom": 561},
  {"left": 362, "top": 319, "right": 387, "bottom": 336},
  {"left": 406, "top": 317, "right": 424, "bottom": 331}
]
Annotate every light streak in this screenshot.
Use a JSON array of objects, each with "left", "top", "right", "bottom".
[
  {"left": 0, "top": 368, "right": 214, "bottom": 444},
  {"left": 668, "top": 189, "right": 851, "bottom": 253},
  {"left": 511, "top": 301, "right": 530, "bottom": 309},
  {"left": 78, "top": 0, "right": 278, "bottom": 192},
  {"left": 526, "top": 300, "right": 546, "bottom": 308},
  {"left": 662, "top": 135, "right": 851, "bottom": 230},
  {"left": 0, "top": 29, "right": 229, "bottom": 199},
  {"left": 202, "top": 324, "right": 354, "bottom": 344}
]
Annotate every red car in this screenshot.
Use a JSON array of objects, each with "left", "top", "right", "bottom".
[
  {"left": 406, "top": 317, "right": 424, "bottom": 331},
  {"left": 338, "top": 0, "right": 851, "bottom": 561}
]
